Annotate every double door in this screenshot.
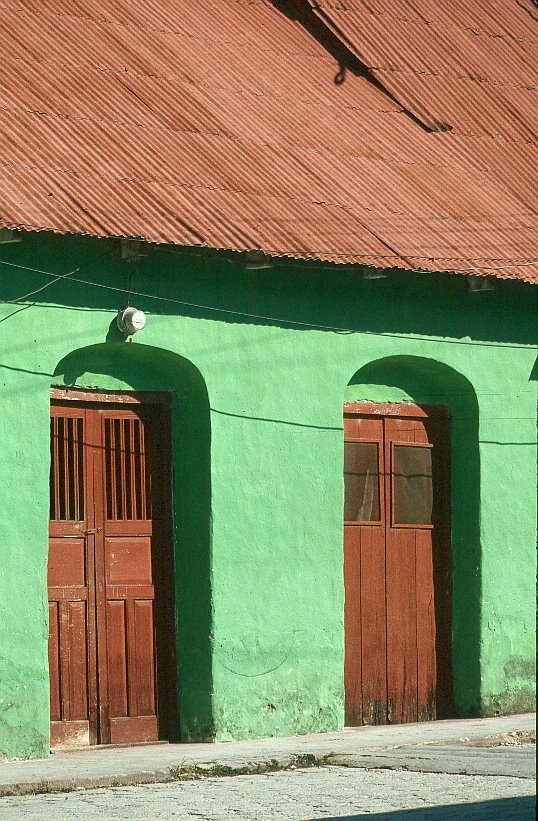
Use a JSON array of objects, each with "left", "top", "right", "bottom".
[
  {"left": 48, "top": 395, "right": 175, "bottom": 747},
  {"left": 344, "top": 403, "right": 452, "bottom": 726}
]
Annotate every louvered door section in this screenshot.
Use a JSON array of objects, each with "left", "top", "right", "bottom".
[
  {"left": 99, "top": 411, "right": 159, "bottom": 744},
  {"left": 48, "top": 409, "right": 96, "bottom": 747}
]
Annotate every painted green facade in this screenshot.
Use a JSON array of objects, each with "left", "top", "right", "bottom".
[{"left": 0, "top": 232, "right": 536, "bottom": 759}]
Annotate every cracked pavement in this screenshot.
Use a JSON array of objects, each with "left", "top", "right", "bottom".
[{"left": 0, "top": 766, "right": 535, "bottom": 820}]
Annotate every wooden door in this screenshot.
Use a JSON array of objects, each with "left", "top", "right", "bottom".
[
  {"left": 344, "top": 403, "right": 452, "bottom": 726},
  {"left": 48, "top": 395, "right": 175, "bottom": 747}
]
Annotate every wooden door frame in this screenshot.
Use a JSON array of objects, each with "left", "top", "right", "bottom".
[
  {"left": 49, "top": 387, "right": 177, "bottom": 745},
  {"left": 344, "top": 401, "right": 449, "bottom": 419},
  {"left": 51, "top": 387, "right": 172, "bottom": 406}
]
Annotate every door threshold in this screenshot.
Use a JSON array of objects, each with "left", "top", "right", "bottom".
[{"left": 52, "top": 740, "right": 171, "bottom": 754}]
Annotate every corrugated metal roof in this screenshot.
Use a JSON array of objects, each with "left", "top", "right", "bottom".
[{"left": 0, "top": 0, "right": 536, "bottom": 282}]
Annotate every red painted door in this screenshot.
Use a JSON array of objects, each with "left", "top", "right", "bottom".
[
  {"left": 344, "top": 404, "right": 452, "bottom": 726},
  {"left": 48, "top": 396, "right": 175, "bottom": 747}
]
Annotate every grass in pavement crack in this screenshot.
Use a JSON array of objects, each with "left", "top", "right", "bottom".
[{"left": 169, "top": 754, "right": 331, "bottom": 780}]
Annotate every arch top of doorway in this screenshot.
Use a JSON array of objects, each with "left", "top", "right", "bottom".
[
  {"left": 344, "top": 400, "right": 448, "bottom": 419},
  {"left": 50, "top": 386, "right": 172, "bottom": 405},
  {"left": 51, "top": 341, "right": 207, "bottom": 399},
  {"left": 344, "top": 354, "right": 478, "bottom": 416}
]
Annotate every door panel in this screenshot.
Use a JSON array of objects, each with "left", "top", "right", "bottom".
[
  {"left": 386, "top": 528, "right": 417, "bottom": 724},
  {"left": 344, "top": 416, "right": 385, "bottom": 725},
  {"left": 100, "top": 407, "right": 159, "bottom": 743},
  {"left": 48, "top": 397, "right": 174, "bottom": 748},
  {"left": 48, "top": 408, "right": 94, "bottom": 747},
  {"left": 357, "top": 526, "right": 387, "bottom": 725},
  {"left": 344, "top": 405, "right": 451, "bottom": 726},
  {"left": 415, "top": 529, "right": 437, "bottom": 721}
]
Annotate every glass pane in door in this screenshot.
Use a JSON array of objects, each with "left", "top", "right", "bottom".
[
  {"left": 344, "top": 441, "right": 380, "bottom": 522},
  {"left": 393, "top": 444, "right": 433, "bottom": 525}
]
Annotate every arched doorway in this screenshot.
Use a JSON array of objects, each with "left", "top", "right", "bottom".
[
  {"left": 48, "top": 343, "right": 213, "bottom": 747},
  {"left": 343, "top": 356, "right": 481, "bottom": 725}
]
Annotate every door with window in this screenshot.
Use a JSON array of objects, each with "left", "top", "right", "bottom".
[
  {"left": 48, "top": 392, "right": 175, "bottom": 747},
  {"left": 344, "top": 403, "right": 452, "bottom": 726}
]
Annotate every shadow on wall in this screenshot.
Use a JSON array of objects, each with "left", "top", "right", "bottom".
[
  {"left": 346, "top": 355, "right": 481, "bottom": 718},
  {"left": 306, "top": 794, "right": 536, "bottom": 821},
  {"left": 53, "top": 342, "right": 214, "bottom": 741}
]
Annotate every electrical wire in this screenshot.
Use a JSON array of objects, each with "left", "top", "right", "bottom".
[
  {"left": 0, "top": 250, "right": 113, "bottom": 304},
  {"left": 0, "top": 256, "right": 537, "bottom": 350}
]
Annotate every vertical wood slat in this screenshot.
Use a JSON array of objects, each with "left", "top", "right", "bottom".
[
  {"left": 416, "top": 529, "right": 436, "bottom": 720},
  {"left": 58, "top": 417, "right": 65, "bottom": 520},
  {"left": 129, "top": 419, "right": 136, "bottom": 520},
  {"left": 126, "top": 598, "right": 138, "bottom": 717},
  {"left": 110, "top": 419, "right": 118, "bottom": 521},
  {"left": 71, "top": 418, "right": 78, "bottom": 521},
  {"left": 344, "top": 526, "right": 362, "bottom": 726},
  {"left": 52, "top": 418, "right": 60, "bottom": 520},
  {"left": 68, "top": 418, "right": 75, "bottom": 520},
  {"left": 58, "top": 601, "right": 71, "bottom": 720},
  {"left": 63, "top": 418, "right": 71, "bottom": 522},
  {"left": 72, "top": 418, "right": 81, "bottom": 521},
  {"left": 386, "top": 529, "right": 418, "bottom": 724},
  {"left": 115, "top": 419, "right": 123, "bottom": 520},
  {"left": 360, "top": 525, "right": 388, "bottom": 725},
  {"left": 106, "top": 600, "right": 128, "bottom": 717},
  {"left": 67, "top": 602, "right": 89, "bottom": 720},
  {"left": 139, "top": 419, "right": 147, "bottom": 520},
  {"left": 134, "top": 600, "right": 156, "bottom": 716},
  {"left": 104, "top": 419, "right": 111, "bottom": 520},
  {"left": 119, "top": 419, "right": 128, "bottom": 522},
  {"left": 48, "top": 602, "right": 61, "bottom": 721}
]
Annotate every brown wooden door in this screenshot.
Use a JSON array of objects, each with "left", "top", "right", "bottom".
[
  {"left": 48, "top": 396, "right": 175, "bottom": 747},
  {"left": 344, "top": 403, "right": 452, "bottom": 726}
]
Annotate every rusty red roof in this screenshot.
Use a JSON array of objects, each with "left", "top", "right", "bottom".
[{"left": 0, "top": 0, "right": 536, "bottom": 282}]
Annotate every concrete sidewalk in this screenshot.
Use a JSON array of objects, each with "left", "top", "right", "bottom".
[{"left": 0, "top": 713, "right": 535, "bottom": 795}]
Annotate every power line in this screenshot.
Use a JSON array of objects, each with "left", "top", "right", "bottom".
[
  {"left": 0, "top": 256, "right": 536, "bottom": 349},
  {"left": 0, "top": 251, "right": 113, "bottom": 304}
]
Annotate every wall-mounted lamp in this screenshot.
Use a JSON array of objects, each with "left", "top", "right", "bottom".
[
  {"left": 0, "top": 228, "right": 22, "bottom": 245},
  {"left": 467, "top": 275, "right": 496, "bottom": 291},
  {"left": 117, "top": 307, "right": 147, "bottom": 335}
]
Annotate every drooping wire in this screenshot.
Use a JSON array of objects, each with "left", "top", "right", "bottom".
[
  {"left": 0, "top": 250, "right": 113, "bottom": 305},
  {"left": 0, "top": 255, "right": 536, "bottom": 350}
]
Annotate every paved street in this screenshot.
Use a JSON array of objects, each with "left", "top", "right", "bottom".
[
  {"left": 1, "top": 716, "right": 534, "bottom": 819},
  {"left": 0, "top": 765, "right": 535, "bottom": 821},
  {"left": 330, "top": 742, "right": 536, "bottom": 779},
  {"left": 0, "top": 714, "right": 534, "bottom": 793}
]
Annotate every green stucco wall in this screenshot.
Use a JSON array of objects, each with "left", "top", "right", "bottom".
[{"left": 1, "top": 233, "right": 536, "bottom": 758}]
